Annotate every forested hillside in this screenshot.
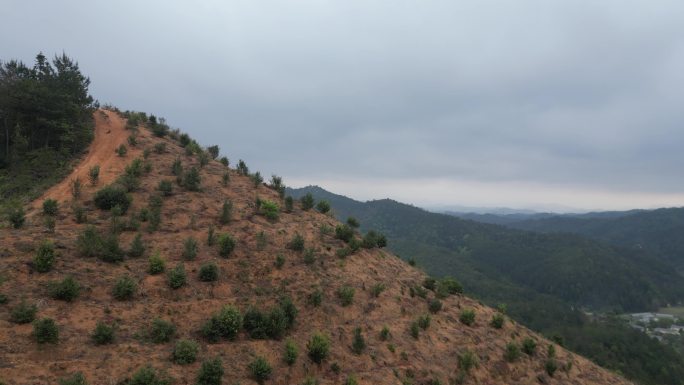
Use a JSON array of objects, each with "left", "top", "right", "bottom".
[
  {"left": 288, "top": 185, "right": 684, "bottom": 385},
  {"left": 0, "top": 53, "right": 95, "bottom": 209}
]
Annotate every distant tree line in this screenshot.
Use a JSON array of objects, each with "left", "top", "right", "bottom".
[{"left": 0, "top": 52, "right": 95, "bottom": 168}]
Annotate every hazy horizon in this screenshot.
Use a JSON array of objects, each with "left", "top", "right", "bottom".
[{"left": 3, "top": 0, "right": 684, "bottom": 211}]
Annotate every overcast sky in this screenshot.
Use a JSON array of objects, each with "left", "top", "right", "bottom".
[{"left": 3, "top": 0, "right": 684, "bottom": 212}]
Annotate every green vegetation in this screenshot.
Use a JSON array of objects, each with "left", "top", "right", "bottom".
[
  {"left": 237, "top": 159, "right": 249, "bottom": 175},
  {"left": 42, "top": 199, "right": 58, "bottom": 216},
  {"left": 128, "top": 366, "right": 171, "bottom": 385},
  {"left": 300, "top": 193, "right": 314, "bottom": 210},
  {"left": 182, "top": 237, "right": 198, "bottom": 260},
  {"left": 58, "top": 373, "right": 87, "bottom": 385},
  {"left": 201, "top": 305, "right": 242, "bottom": 342},
  {"left": 199, "top": 263, "right": 219, "bottom": 282},
  {"left": 33, "top": 317, "right": 59, "bottom": 344},
  {"left": 458, "top": 350, "right": 478, "bottom": 372},
  {"left": 251, "top": 171, "right": 263, "bottom": 187},
  {"left": 335, "top": 224, "right": 354, "bottom": 243},
  {"left": 504, "top": 342, "right": 520, "bottom": 362},
  {"left": 337, "top": 286, "right": 355, "bottom": 306},
  {"left": 10, "top": 300, "right": 37, "bottom": 324},
  {"left": 219, "top": 199, "right": 232, "bottom": 224},
  {"left": 522, "top": 337, "right": 536, "bottom": 355},
  {"left": 428, "top": 299, "right": 442, "bottom": 313},
  {"left": 490, "top": 313, "right": 505, "bottom": 329},
  {"left": 33, "top": 240, "right": 56, "bottom": 273},
  {"left": 94, "top": 185, "right": 131, "bottom": 213},
  {"left": 351, "top": 327, "right": 366, "bottom": 354},
  {"left": 128, "top": 233, "right": 145, "bottom": 258},
  {"left": 284, "top": 339, "right": 298, "bottom": 365},
  {"left": 91, "top": 322, "right": 114, "bottom": 345},
  {"left": 260, "top": 199, "right": 279, "bottom": 221},
  {"left": 7, "top": 206, "right": 25, "bottom": 228},
  {"left": 316, "top": 200, "right": 330, "bottom": 213},
  {"left": 167, "top": 264, "right": 187, "bottom": 289},
  {"left": 173, "top": 339, "right": 199, "bottom": 364},
  {"left": 112, "top": 276, "right": 136, "bottom": 300},
  {"left": 196, "top": 358, "right": 223, "bottom": 385},
  {"left": 284, "top": 196, "right": 294, "bottom": 212},
  {"left": 158, "top": 180, "right": 173, "bottom": 196},
  {"left": 116, "top": 144, "right": 127, "bottom": 157},
  {"left": 217, "top": 233, "right": 236, "bottom": 257},
  {"left": 182, "top": 166, "right": 201, "bottom": 191},
  {"left": 49, "top": 276, "right": 80, "bottom": 302},
  {"left": 307, "top": 332, "right": 331, "bottom": 364},
  {"left": 88, "top": 165, "right": 100, "bottom": 186},
  {"left": 460, "top": 309, "right": 476, "bottom": 326},
  {"left": 248, "top": 356, "right": 272, "bottom": 384},
  {"left": 150, "top": 319, "right": 176, "bottom": 343},
  {"left": 418, "top": 314, "right": 431, "bottom": 330},
  {"left": 148, "top": 252, "right": 166, "bottom": 274},
  {"left": 269, "top": 175, "right": 285, "bottom": 197}
]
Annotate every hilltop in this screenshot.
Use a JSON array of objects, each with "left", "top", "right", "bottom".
[{"left": 0, "top": 110, "right": 633, "bottom": 385}]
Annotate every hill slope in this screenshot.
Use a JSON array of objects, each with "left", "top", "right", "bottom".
[{"left": 0, "top": 110, "right": 632, "bottom": 385}]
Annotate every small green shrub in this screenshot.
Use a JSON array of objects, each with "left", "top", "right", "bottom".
[
  {"left": 33, "top": 317, "right": 59, "bottom": 344},
  {"left": 148, "top": 252, "right": 166, "bottom": 274},
  {"left": 490, "top": 313, "right": 505, "bottom": 329},
  {"left": 112, "top": 276, "right": 137, "bottom": 300},
  {"left": 196, "top": 358, "right": 224, "bottom": 385},
  {"left": 380, "top": 326, "right": 391, "bottom": 341},
  {"left": 198, "top": 151, "right": 210, "bottom": 167},
  {"left": 351, "top": 327, "right": 366, "bottom": 355},
  {"left": 99, "top": 234, "right": 125, "bottom": 263},
  {"left": 58, "top": 372, "right": 87, "bottom": 385},
  {"left": 171, "top": 157, "right": 183, "bottom": 176},
  {"left": 88, "top": 165, "right": 100, "bottom": 186},
  {"left": 183, "top": 166, "right": 201, "bottom": 191},
  {"left": 545, "top": 359, "right": 558, "bottom": 377},
  {"left": 458, "top": 350, "right": 478, "bottom": 373},
  {"left": 182, "top": 237, "right": 198, "bottom": 260},
  {"left": 237, "top": 159, "right": 249, "bottom": 175},
  {"left": 219, "top": 200, "right": 232, "bottom": 224},
  {"left": 116, "top": 144, "right": 127, "bottom": 157},
  {"left": 316, "top": 200, "right": 330, "bottom": 213},
  {"left": 167, "top": 264, "right": 187, "bottom": 289},
  {"left": 371, "top": 283, "right": 386, "bottom": 298},
  {"left": 275, "top": 254, "right": 286, "bottom": 269},
  {"left": 128, "top": 366, "right": 172, "bottom": 385},
  {"left": 127, "top": 134, "right": 137, "bottom": 146},
  {"left": 284, "top": 339, "right": 298, "bottom": 365},
  {"left": 217, "top": 233, "right": 236, "bottom": 257},
  {"left": 308, "top": 289, "right": 323, "bottom": 307},
  {"left": 129, "top": 233, "right": 145, "bottom": 258},
  {"left": 300, "top": 193, "right": 314, "bottom": 210},
  {"left": 260, "top": 199, "right": 279, "bottom": 221},
  {"left": 337, "top": 286, "right": 355, "bottom": 306},
  {"left": 154, "top": 142, "right": 166, "bottom": 154},
  {"left": 418, "top": 314, "right": 431, "bottom": 330},
  {"left": 173, "top": 339, "right": 199, "bottom": 364},
  {"left": 10, "top": 300, "right": 37, "bottom": 324},
  {"left": 0, "top": 293, "right": 7, "bottom": 304},
  {"left": 249, "top": 356, "right": 272, "bottom": 384},
  {"left": 94, "top": 185, "right": 131, "bottom": 213},
  {"left": 522, "top": 337, "right": 537, "bottom": 355},
  {"left": 150, "top": 318, "right": 176, "bottom": 343},
  {"left": 428, "top": 299, "right": 443, "bottom": 314},
  {"left": 73, "top": 205, "right": 87, "bottom": 223},
  {"left": 33, "top": 240, "right": 56, "bottom": 273},
  {"left": 49, "top": 276, "right": 80, "bottom": 302},
  {"left": 345, "top": 376, "right": 358, "bottom": 385},
  {"left": 460, "top": 309, "right": 476, "bottom": 326},
  {"left": 289, "top": 233, "right": 305, "bottom": 251},
  {"left": 436, "top": 277, "right": 463, "bottom": 296},
  {"left": 335, "top": 224, "right": 354, "bottom": 243},
  {"left": 199, "top": 263, "right": 219, "bottom": 282},
  {"left": 504, "top": 342, "right": 521, "bottom": 362},
  {"left": 42, "top": 199, "right": 58, "bottom": 216},
  {"left": 303, "top": 248, "right": 316, "bottom": 265},
  {"left": 158, "top": 180, "right": 173, "bottom": 196},
  {"left": 307, "top": 332, "right": 331, "bottom": 364},
  {"left": 201, "top": 305, "right": 242, "bottom": 342},
  {"left": 284, "top": 196, "right": 294, "bottom": 212},
  {"left": 250, "top": 171, "right": 263, "bottom": 187},
  {"left": 91, "top": 322, "right": 114, "bottom": 345},
  {"left": 8, "top": 206, "right": 25, "bottom": 228}
]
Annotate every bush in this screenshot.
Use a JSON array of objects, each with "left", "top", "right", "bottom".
[
  {"left": 221, "top": 172, "right": 230, "bottom": 186},
  {"left": 49, "top": 276, "right": 80, "bottom": 302},
  {"left": 428, "top": 299, "right": 443, "bottom": 314},
  {"left": 418, "top": 314, "right": 431, "bottom": 330},
  {"left": 300, "top": 193, "right": 314, "bottom": 210},
  {"left": 33, "top": 241, "right": 56, "bottom": 273},
  {"left": 423, "top": 277, "right": 437, "bottom": 291},
  {"left": 371, "top": 283, "right": 386, "bottom": 298},
  {"left": 182, "top": 237, "right": 198, "bottom": 260},
  {"left": 337, "top": 286, "right": 355, "bottom": 306},
  {"left": 237, "top": 159, "right": 249, "bottom": 175},
  {"left": 345, "top": 376, "right": 358, "bottom": 385},
  {"left": 88, "top": 165, "right": 100, "bottom": 186},
  {"left": 460, "top": 309, "right": 476, "bottom": 326},
  {"left": 436, "top": 277, "right": 463, "bottom": 296},
  {"left": 94, "top": 185, "right": 131, "bottom": 213},
  {"left": 217, "top": 233, "right": 236, "bottom": 257},
  {"left": 275, "top": 254, "right": 285, "bottom": 269},
  {"left": 171, "top": 157, "right": 183, "bottom": 176},
  {"left": 308, "top": 289, "right": 323, "bottom": 307},
  {"left": 158, "top": 180, "right": 173, "bottom": 196},
  {"left": 148, "top": 252, "right": 166, "bottom": 274},
  {"left": 8, "top": 206, "right": 25, "bottom": 228},
  {"left": 361, "top": 231, "right": 383, "bottom": 248},
  {"left": 58, "top": 372, "right": 87, "bottom": 385},
  {"left": 219, "top": 200, "right": 232, "bottom": 224},
  {"left": 76, "top": 226, "right": 101, "bottom": 257},
  {"left": 129, "top": 233, "right": 145, "bottom": 258},
  {"left": 303, "top": 248, "right": 316, "bottom": 265},
  {"left": 91, "top": 322, "right": 114, "bottom": 345},
  {"left": 458, "top": 350, "right": 478, "bottom": 373},
  {"left": 33, "top": 317, "right": 59, "bottom": 344},
  {"left": 196, "top": 358, "right": 224, "bottom": 385},
  {"left": 99, "top": 234, "right": 125, "bottom": 263},
  {"left": 150, "top": 318, "right": 176, "bottom": 343},
  {"left": 183, "top": 166, "right": 201, "bottom": 191},
  {"left": 73, "top": 205, "right": 87, "bottom": 223},
  {"left": 284, "top": 196, "right": 294, "bottom": 212},
  {"left": 316, "top": 200, "right": 330, "bottom": 214},
  {"left": 220, "top": 156, "right": 229, "bottom": 167},
  {"left": 173, "top": 339, "right": 199, "bottom": 364},
  {"left": 505, "top": 342, "right": 521, "bottom": 362},
  {"left": 284, "top": 339, "right": 298, "bottom": 365},
  {"left": 346, "top": 217, "right": 359, "bottom": 228},
  {"left": 380, "top": 326, "right": 391, "bottom": 341},
  {"left": 167, "top": 264, "right": 187, "bottom": 289},
  {"left": 335, "top": 224, "right": 354, "bottom": 243},
  {"left": 10, "top": 300, "right": 37, "bottom": 324},
  {"left": 545, "top": 359, "right": 558, "bottom": 377},
  {"left": 116, "top": 144, "right": 127, "bottom": 157},
  {"left": 42, "top": 198, "right": 58, "bottom": 216},
  {"left": 522, "top": 337, "right": 537, "bottom": 355},
  {"left": 201, "top": 305, "right": 242, "bottom": 342},
  {"left": 351, "top": 327, "right": 366, "bottom": 355},
  {"left": 198, "top": 151, "right": 210, "bottom": 167},
  {"left": 199, "top": 263, "right": 219, "bottom": 282},
  {"left": 490, "top": 313, "right": 505, "bottom": 329},
  {"left": 307, "top": 332, "right": 331, "bottom": 364},
  {"left": 112, "top": 276, "right": 137, "bottom": 300},
  {"left": 260, "top": 200, "right": 279, "bottom": 221},
  {"left": 128, "top": 366, "right": 172, "bottom": 385},
  {"left": 289, "top": 233, "right": 305, "bottom": 251},
  {"left": 154, "top": 142, "right": 166, "bottom": 154},
  {"left": 249, "top": 356, "right": 272, "bottom": 384},
  {"left": 410, "top": 321, "right": 420, "bottom": 339}
]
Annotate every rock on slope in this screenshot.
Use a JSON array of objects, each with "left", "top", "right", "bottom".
[{"left": 0, "top": 110, "right": 632, "bottom": 385}]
